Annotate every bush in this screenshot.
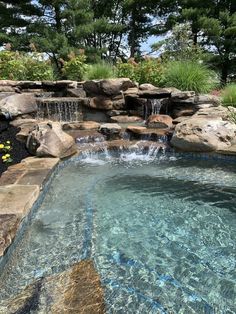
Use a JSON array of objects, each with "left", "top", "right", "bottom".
[
  {"left": 62, "top": 55, "right": 87, "bottom": 81},
  {"left": 85, "top": 62, "right": 115, "bottom": 80},
  {"left": 164, "top": 61, "right": 218, "bottom": 93},
  {"left": 0, "top": 51, "right": 54, "bottom": 80},
  {"left": 222, "top": 84, "right": 236, "bottom": 108},
  {"left": 116, "top": 58, "right": 165, "bottom": 87},
  {"left": 0, "top": 51, "right": 26, "bottom": 80}
]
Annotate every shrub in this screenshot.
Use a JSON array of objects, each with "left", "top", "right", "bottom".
[
  {"left": 222, "top": 84, "right": 236, "bottom": 108},
  {"left": 164, "top": 61, "right": 218, "bottom": 93},
  {"left": 62, "top": 55, "right": 87, "bottom": 81},
  {"left": 0, "top": 140, "right": 13, "bottom": 164},
  {"left": 0, "top": 51, "right": 54, "bottom": 80},
  {"left": 116, "top": 58, "right": 165, "bottom": 87},
  {"left": 85, "top": 62, "right": 115, "bottom": 80},
  {"left": 24, "top": 54, "right": 54, "bottom": 80},
  {"left": 0, "top": 51, "right": 26, "bottom": 80},
  {"left": 116, "top": 62, "right": 136, "bottom": 81}
]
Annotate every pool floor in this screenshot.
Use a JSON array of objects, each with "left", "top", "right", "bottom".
[{"left": 0, "top": 153, "right": 236, "bottom": 313}]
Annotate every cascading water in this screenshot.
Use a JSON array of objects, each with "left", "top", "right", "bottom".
[
  {"left": 36, "top": 97, "right": 83, "bottom": 122},
  {"left": 144, "top": 99, "right": 162, "bottom": 120}
]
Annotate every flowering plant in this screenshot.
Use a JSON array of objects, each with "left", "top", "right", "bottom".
[{"left": 0, "top": 141, "right": 13, "bottom": 163}]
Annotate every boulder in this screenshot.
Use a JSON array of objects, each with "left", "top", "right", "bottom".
[
  {"left": 26, "top": 122, "right": 77, "bottom": 158},
  {"left": 171, "top": 117, "right": 236, "bottom": 152},
  {"left": 193, "top": 105, "right": 235, "bottom": 121},
  {"left": 171, "top": 91, "right": 195, "bottom": 100},
  {"left": 83, "top": 78, "right": 136, "bottom": 97},
  {"left": 89, "top": 96, "right": 113, "bottom": 110},
  {"left": 146, "top": 114, "right": 172, "bottom": 129},
  {"left": 0, "top": 93, "right": 37, "bottom": 118}
]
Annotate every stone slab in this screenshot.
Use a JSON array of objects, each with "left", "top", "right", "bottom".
[{"left": 0, "top": 185, "right": 39, "bottom": 217}]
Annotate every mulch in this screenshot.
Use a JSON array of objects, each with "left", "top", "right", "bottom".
[{"left": 0, "top": 119, "right": 31, "bottom": 176}]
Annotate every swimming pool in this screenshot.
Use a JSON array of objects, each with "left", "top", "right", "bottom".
[{"left": 0, "top": 151, "right": 236, "bottom": 313}]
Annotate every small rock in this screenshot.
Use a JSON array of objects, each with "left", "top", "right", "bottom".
[
  {"left": 111, "top": 116, "right": 143, "bottom": 123},
  {"left": 99, "top": 123, "right": 122, "bottom": 139},
  {"left": 146, "top": 114, "right": 172, "bottom": 129}
]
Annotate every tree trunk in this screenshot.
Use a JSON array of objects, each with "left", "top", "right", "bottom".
[{"left": 221, "top": 57, "right": 229, "bottom": 86}]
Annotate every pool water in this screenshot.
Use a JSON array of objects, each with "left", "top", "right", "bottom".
[{"left": 0, "top": 152, "right": 236, "bottom": 313}]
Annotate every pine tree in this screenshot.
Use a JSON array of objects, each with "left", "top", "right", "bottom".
[{"left": 0, "top": 0, "right": 40, "bottom": 48}]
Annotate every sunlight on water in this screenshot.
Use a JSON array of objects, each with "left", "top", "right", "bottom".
[{"left": 0, "top": 152, "right": 236, "bottom": 313}]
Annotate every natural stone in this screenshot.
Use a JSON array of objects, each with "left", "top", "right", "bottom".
[
  {"left": 139, "top": 83, "right": 157, "bottom": 91},
  {"left": 171, "top": 118, "right": 236, "bottom": 152},
  {"left": 111, "top": 115, "right": 143, "bottom": 123},
  {"left": 0, "top": 214, "right": 20, "bottom": 256},
  {"left": 63, "top": 121, "right": 100, "bottom": 131},
  {"left": 10, "top": 119, "right": 37, "bottom": 143},
  {"left": 26, "top": 122, "right": 77, "bottom": 158},
  {"left": 0, "top": 260, "right": 105, "bottom": 313},
  {"left": 0, "top": 185, "right": 39, "bottom": 217},
  {"left": 146, "top": 114, "right": 173, "bottom": 129},
  {"left": 67, "top": 87, "right": 86, "bottom": 98},
  {"left": 89, "top": 96, "right": 113, "bottom": 110},
  {"left": 194, "top": 94, "right": 221, "bottom": 106},
  {"left": 99, "top": 123, "right": 122, "bottom": 139},
  {"left": 0, "top": 93, "right": 36, "bottom": 118},
  {"left": 83, "top": 78, "right": 136, "bottom": 97},
  {"left": 138, "top": 88, "right": 171, "bottom": 99},
  {"left": 107, "top": 110, "right": 127, "bottom": 117},
  {"left": 193, "top": 105, "right": 235, "bottom": 121},
  {"left": 171, "top": 91, "right": 195, "bottom": 100}
]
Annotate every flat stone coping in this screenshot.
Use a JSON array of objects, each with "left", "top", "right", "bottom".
[{"left": 0, "top": 157, "right": 59, "bottom": 256}]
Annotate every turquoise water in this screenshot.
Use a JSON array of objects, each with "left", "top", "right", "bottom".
[{"left": 0, "top": 152, "right": 236, "bottom": 313}]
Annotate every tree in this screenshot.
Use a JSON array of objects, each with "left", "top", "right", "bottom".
[{"left": 0, "top": 0, "right": 40, "bottom": 48}]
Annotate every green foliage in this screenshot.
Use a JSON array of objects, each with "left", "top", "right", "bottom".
[
  {"left": 164, "top": 61, "right": 218, "bottom": 93},
  {"left": 151, "top": 23, "right": 205, "bottom": 62},
  {"left": 85, "top": 62, "right": 115, "bottom": 80},
  {"left": 116, "top": 62, "right": 137, "bottom": 81},
  {"left": 116, "top": 58, "right": 165, "bottom": 87},
  {"left": 0, "top": 51, "right": 54, "bottom": 80},
  {"left": 222, "top": 84, "right": 236, "bottom": 107},
  {"left": 62, "top": 55, "right": 87, "bottom": 81}
]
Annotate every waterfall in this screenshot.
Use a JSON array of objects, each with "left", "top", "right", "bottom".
[
  {"left": 144, "top": 99, "right": 162, "bottom": 120},
  {"left": 36, "top": 98, "right": 83, "bottom": 122}
]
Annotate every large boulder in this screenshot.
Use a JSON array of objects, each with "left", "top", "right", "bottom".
[
  {"left": 26, "top": 122, "right": 77, "bottom": 158},
  {"left": 146, "top": 114, "right": 173, "bottom": 129},
  {"left": 0, "top": 93, "right": 37, "bottom": 118},
  {"left": 171, "top": 117, "right": 236, "bottom": 152},
  {"left": 83, "top": 78, "right": 137, "bottom": 97}
]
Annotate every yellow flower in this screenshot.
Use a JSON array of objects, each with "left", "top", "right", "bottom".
[
  {"left": 6, "top": 141, "right": 10, "bottom": 144},
  {"left": 2, "top": 156, "right": 7, "bottom": 160},
  {"left": 5, "top": 146, "right": 11, "bottom": 150},
  {"left": 5, "top": 154, "right": 10, "bottom": 158},
  {"left": 0, "top": 144, "right": 4, "bottom": 149}
]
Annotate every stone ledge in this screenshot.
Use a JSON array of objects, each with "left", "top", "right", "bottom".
[{"left": 0, "top": 157, "right": 60, "bottom": 256}]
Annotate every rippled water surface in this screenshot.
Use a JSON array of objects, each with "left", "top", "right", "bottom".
[{"left": 0, "top": 152, "right": 236, "bottom": 313}]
